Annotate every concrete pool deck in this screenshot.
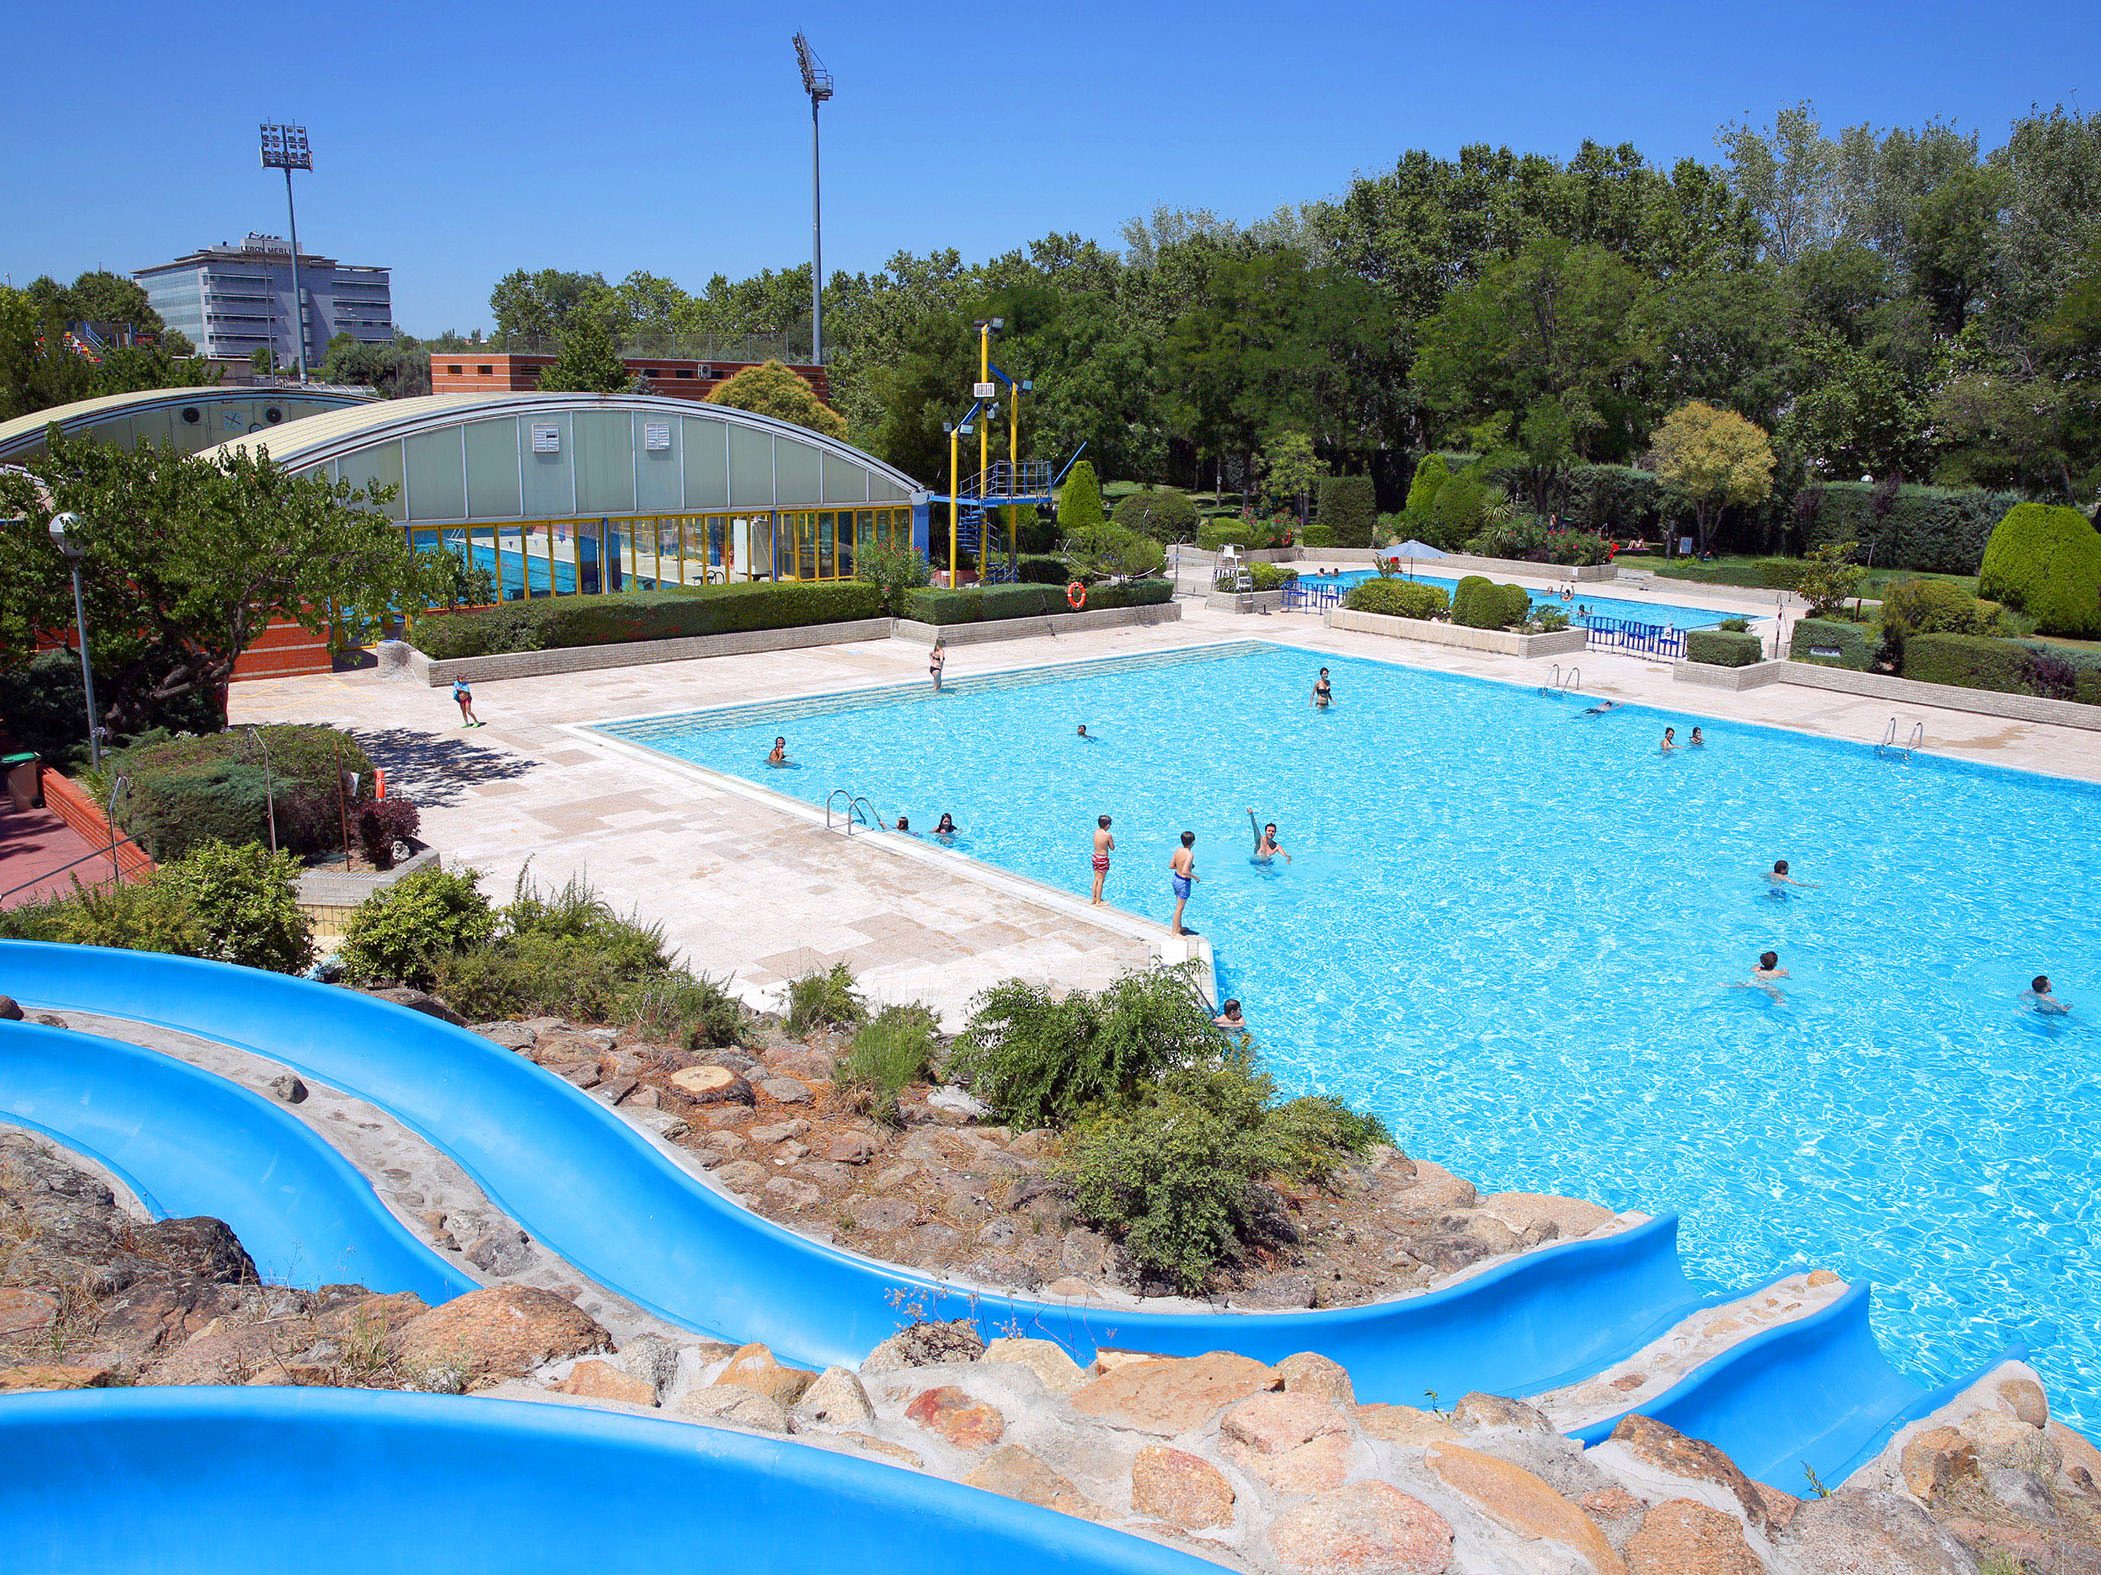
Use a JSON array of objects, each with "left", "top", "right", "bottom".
[{"left": 226, "top": 604, "right": 2101, "bottom": 1023}]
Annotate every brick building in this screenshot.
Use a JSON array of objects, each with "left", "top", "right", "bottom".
[{"left": 429, "top": 353, "right": 830, "bottom": 405}]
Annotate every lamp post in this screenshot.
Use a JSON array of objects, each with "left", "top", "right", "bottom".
[
  {"left": 791, "top": 35, "right": 834, "bottom": 366},
  {"left": 259, "top": 123, "right": 314, "bottom": 382},
  {"left": 46, "top": 512, "right": 103, "bottom": 767}
]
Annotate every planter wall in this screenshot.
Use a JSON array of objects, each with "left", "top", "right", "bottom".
[{"left": 1327, "top": 608, "right": 1589, "bottom": 658}]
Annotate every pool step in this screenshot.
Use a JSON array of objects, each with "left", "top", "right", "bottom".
[{"left": 1530, "top": 1268, "right": 1845, "bottom": 1432}]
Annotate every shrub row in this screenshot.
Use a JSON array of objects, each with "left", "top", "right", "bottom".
[
  {"left": 1315, "top": 475, "right": 1377, "bottom": 547},
  {"left": 1799, "top": 481, "right": 2024, "bottom": 576},
  {"left": 1341, "top": 578, "right": 1451, "bottom": 620},
  {"left": 901, "top": 578, "right": 1173, "bottom": 626},
  {"left": 1902, "top": 635, "right": 2101, "bottom": 706},
  {"left": 1451, "top": 575, "right": 1531, "bottom": 631},
  {"left": 99, "top": 725, "right": 376, "bottom": 865},
  {"left": 411, "top": 582, "right": 886, "bottom": 660},
  {"left": 1685, "top": 629, "right": 1765, "bottom": 667},
  {"left": 1789, "top": 617, "right": 1877, "bottom": 671}
]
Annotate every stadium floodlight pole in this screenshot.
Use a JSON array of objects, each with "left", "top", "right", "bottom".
[
  {"left": 259, "top": 123, "right": 314, "bottom": 382},
  {"left": 792, "top": 33, "right": 834, "bottom": 365}
]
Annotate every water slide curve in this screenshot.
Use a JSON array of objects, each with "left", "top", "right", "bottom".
[
  {"left": 1, "top": 942, "right": 1998, "bottom": 1485},
  {"left": 0, "top": 1016, "right": 473, "bottom": 1306},
  {"left": 0, "top": 1386, "right": 1222, "bottom": 1575}
]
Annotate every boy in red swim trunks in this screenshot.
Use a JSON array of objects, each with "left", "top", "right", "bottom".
[{"left": 1090, "top": 815, "right": 1114, "bottom": 905}]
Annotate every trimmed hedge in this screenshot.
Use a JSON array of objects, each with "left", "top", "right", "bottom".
[
  {"left": 1316, "top": 475, "right": 1377, "bottom": 548},
  {"left": 412, "top": 582, "right": 886, "bottom": 660},
  {"left": 104, "top": 724, "right": 375, "bottom": 864},
  {"left": 1903, "top": 634, "right": 2101, "bottom": 705},
  {"left": 1789, "top": 617, "right": 1876, "bottom": 670},
  {"left": 1657, "top": 557, "right": 1806, "bottom": 592},
  {"left": 1299, "top": 523, "right": 1336, "bottom": 548},
  {"left": 1797, "top": 481, "right": 2024, "bottom": 575},
  {"left": 903, "top": 579, "right": 1171, "bottom": 626},
  {"left": 1343, "top": 578, "right": 1451, "bottom": 620},
  {"left": 1977, "top": 503, "right": 2101, "bottom": 638},
  {"left": 1112, "top": 488, "right": 1200, "bottom": 543},
  {"left": 1451, "top": 576, "right": 1531, "bottom": 631},
  {"left": 1685, "top": 629, "right": 1765, "bottom": 667},
  {"left": 1015, "top": 554, "right": 1070, "bottom": 584},
  {"left": 1564, "top": 464, "right": 1664, "bottom": 534}
]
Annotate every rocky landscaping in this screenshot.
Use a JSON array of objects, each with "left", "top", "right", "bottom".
[{"left": 8, "top": 1124, "right": 2098, "bottom": 1574}]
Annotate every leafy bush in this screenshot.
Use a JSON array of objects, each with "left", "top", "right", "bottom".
[
  {"left": 105, "top": 725, "right": 373, "bottom": 864},
  {"left": 1452, "top": 577, "right": 1530, "bottom": 630},
  {"left": 854, "top": 542, "right": 933, "bottom": 614},
  {"left": 618, "top": 970, "right": 748, "bottom": 1049},
  {"left": 1064, "top": 525, "right": 1167, "bottom": 582},
  {"left": 902, "top": 585, "right": 1064, "bottom": 624},
  {"left": 1794, "top": 540, "right": 1865, "bottom": 617},
  {"left": 1565, "top": 464, "right": 1664, "bottom": 535},
  {"left": 1902, "top": 634, "right": 2101, "bottom": 705},
  {"left": 837, "top": 1005, "right": 940, "bottom": 1126},
  {"left": 1718, "top": 617, "right": 1751, "bottom": 632},
  {"left": 0, "top": 878, "right": 204, "bottom": 955},
  {"left": 1789, "top": 618, "right": 1876, "bottom": 670},
  {"left": 1240, "top": 562, "right": 1295, "bottom": 591},
  {"left": 151, "top": 841, "right": 313, "bottom": 973},
  {"left": 411, "top": 581, "right": 887, "bottom": 660},
  {"left": 951, "top": 967, "right": 1220, "bottom": 1131},
  {"left": 1343, "top": 578, "right": 1450, "bottom": 620},
  {"left": 1528, "top": 604, "right": 1572, "bottom": 632},
  {"left": 354, "top": 797, "right": 421, "bottom": 871},
  {"left": 1685, "top": 629, "right": 1765, "bottom": 667},
  {"left": 785, "top": 963, "right": 865, "bottom": 1034},
  {"left": 1063, "top": 1051, "right": 1389, "bottom": 1290},
  {"left": 1298, "top": 523, "right": 1335, "bottom": 548},
  {"left": 1014, "top": 554, "right": 1070, "bottom": 584},
  {"left": 1656, "top": 557, "right": 1806, "bottom": 591},
  {"left": 1315, "top": 476, "right": 1377, "bottom": 547},
  {"left": 1112, "top": 487, "right": 1200, "bottom": 543},
  {"left": 1056, "top": 460, "right": 1107, "bottom": 533},
  {"left": 1877, "top": 577, "right": 2009, "bottom": 659},
  {"left": 338, "top": 866, "right": 496, "bottom": 987},
  {"left": 1408, "top": 457, "right": 1505, "bottom": 548},
  {"left": 1978, "top": 503, "right": 2101, "bottom": 638}
]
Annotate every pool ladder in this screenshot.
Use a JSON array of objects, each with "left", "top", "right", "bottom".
[
  {"left": 1874, "top": 718, "right": 1924, "bottom": 760},
  {"left": 1538, "top": 664, "right": 1582, "bottom": 698},
  {"left": 823, "top": 789, "right": 885, "bottom": 836}
]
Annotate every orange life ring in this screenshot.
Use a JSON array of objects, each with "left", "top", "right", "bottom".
[{"left": 1066, "top": 581, "right": 1088, "bottom": 610}]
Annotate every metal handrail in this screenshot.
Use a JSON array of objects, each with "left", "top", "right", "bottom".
[
  {"left": 824, "top": 789, "right": 886, "bottom": 837},
  {"left": 0, "top": 833, "right": 150, "bottom": 903}
]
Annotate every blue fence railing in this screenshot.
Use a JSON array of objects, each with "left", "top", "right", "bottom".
[
  {"left": 1282, "top": 580, "right": 1345, "bottom": 612},
  {"left": 1585, "top": 617, "right": 1686, "bottom": 660}
]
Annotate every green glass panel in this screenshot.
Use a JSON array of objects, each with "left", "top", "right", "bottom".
[
  {"left": 521, "top": 414, "right": 573, "bottom": 517},
  {"left": 336, "top": 442, "right": 406, "bottom": 521},
  {"left": 573, "top": 410, "right": 634, "bottom": 515},
  {"left": 463, "top": 419, "right": 523, "bottom": 519},
  {"left": 775, "top": 438, "right": 821, "bottom": 506},
  {"left": 636, "top": 413, "right": 682, "bottom": 512},
  {"left": 403, "top": 431, "right": 467, "bottom": 522},
  {"left": 728, "top": 425, "right": 772, "bottom": 508},
  {"left": 682, "top": 419, "right": 729, "bottom": 509}
]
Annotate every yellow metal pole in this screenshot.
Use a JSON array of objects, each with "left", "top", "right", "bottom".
[
  {"left": 978, "top": 323, "right": 990, "bottom": 581},
  {"left": 1009, "top": 382, "right": 1021, "bottom": 565},
  {"left": 948, "top": 426, "right": 960, "bottom": 588}
]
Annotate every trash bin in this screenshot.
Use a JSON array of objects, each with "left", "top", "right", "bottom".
[{"left": 2, "top": 752, "right": 39, "bottom": 813}]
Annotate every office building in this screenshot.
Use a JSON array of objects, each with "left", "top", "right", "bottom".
[{"left": 135, "top": 234, "right": 393, "bottom": 368}]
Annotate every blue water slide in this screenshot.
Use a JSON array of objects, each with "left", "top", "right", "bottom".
[
  {"left": 0, "top": 1017, "right": 474, "bottom": 1306},
  {"left": 1571, "top": 1282, "right": 2018, "bottom": 1489},
  {"left": 0, "top": 1387, "right": 1220, "bottom": 1575},
  {"left": 0, "top": 942, "right": 1713, "bottom": 1402}
]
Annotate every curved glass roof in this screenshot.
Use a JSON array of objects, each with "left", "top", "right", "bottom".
[{"left": 0, "top": 385, "right": 374, "bottom": 461}]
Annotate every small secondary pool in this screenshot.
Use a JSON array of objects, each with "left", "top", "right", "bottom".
[
  {"left": 1305, "top": 569, "right": 1739, "bottom": 631},
  {"left": 600, "top": 642, "right": 2101, "bottom": 1433}
]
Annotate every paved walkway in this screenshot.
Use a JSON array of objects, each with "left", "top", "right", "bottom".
[
  {"left": 0, "top": 799, "right": 104, "bottom": 909},
  {"left": 226, "top": 605, "right": 2101, "bottom": 1022}
]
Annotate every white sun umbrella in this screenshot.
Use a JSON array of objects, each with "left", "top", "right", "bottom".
[{"left": 1386, "top": 538, "right": 1448, "bottom": 578}]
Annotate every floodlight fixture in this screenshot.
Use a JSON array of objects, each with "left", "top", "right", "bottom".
[
  {"left": 792, "top": 34, "right": 834, "bottom": 365},
  {"left": 258, "top": 122, "right": 313, "bottom": 381}
]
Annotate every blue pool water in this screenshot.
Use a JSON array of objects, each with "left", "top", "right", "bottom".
[
  {"left": 1311, "top": 569, "right": 1737, "bottom": 630},
  {"left": 601, "top": 641, "right": 2101, "bottom": 1429}
]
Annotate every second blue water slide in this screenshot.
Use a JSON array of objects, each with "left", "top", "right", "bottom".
[
  {"left": 1573, "top": 1282, "right": 2016, "bottom": 1488},
  {"left": 1, "top": 942, "right": 1714, "bottom": 1400},
  {"left": 0, "top": 1387, "right": 1220, "bottom": 1575},
  {"left": 0, "top": 1017, "right": 474, "bottom": 1307}
]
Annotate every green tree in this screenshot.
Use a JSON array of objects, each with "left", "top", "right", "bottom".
[
  {"left": 66, "top": 271, "right": 163, "bottom": 336},
  {"left": 1649, "top": 400, "right": 1777, "bottom": 553},
  {"left": 1056, "top": 459, "right": 1106, "bottom": 532},
  {"left": 0, "top": 437, "right": 441, "bottom": 732},
  {"left": 488, "top": 268, "right": 611, "bottom": 349},
  {"left": 704, "top": 359, "right": 847, "bottom": 439},
  {"left": 1258, "top": 431, "right": 1325, "bottom": 521},
  {"left": 319, "top": 333, "right": 432, "bottom": 399},
  {"left": 0, "top": 286, "right": 216, "bottom": 423},
  {"left": 536, "top": 318, "right": 630, "bottom": 394},
  {"left": 250, "top": 347, "right": 277, "bottom": 377}
]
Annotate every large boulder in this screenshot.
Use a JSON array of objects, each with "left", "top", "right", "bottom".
[
  {"left": 1267, "top": 1481, "right": 1454, "bottom": 1574},
  {"left": 389, "top": 1286, "right": 608, "bottom": 1388},
  {"left": 127, "top": 1217, "right": 257, "bottom": 1285},
  {"left": 1220, "top": 1391, "right": 1352, "bottom": 1492},
  {"left": 1068, "top": 1351, "right": 1278, "bottom": 1437},
  {"left": 1778, "top": 1488, "right": 1977, "bottom": 1574},
  {"left": 1131, "top": 1445, "right": 1236, "bottom": 1531},
  {"left": 860, "top": 1319, "right": 983, "bottom": 1374},
  {"left": 1423, "top": 1442, "right": 1626, "bottom": 1574},
  {"left": 904, "top": 1384, "right": 1005, "bottom": 1449},
  {"left": 1606, "top": 1413, "right": 1785, "bottom": 1535},
  {"left": 1624, "top": 1498, "right": 1763, "bottom": 1575}
]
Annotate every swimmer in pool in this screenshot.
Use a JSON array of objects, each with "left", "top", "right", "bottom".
[
  {"left": 2025, "top": 975, "right": 2071, "bottom": 1015},
  {"left": 1077, "top": 724, "right": 1096, "bottom": 742},
  {"left": 1311, "top": 668, "right": 1333, "bottom": 710},
  {"left": 1660, "top": 727, "right": 1677, "bottom": 753},
  {"left": 1766, "top": 859, "right": 1818, "bottom": 897},
  {"left": 1248, "top": 809, "right": 1293, "bottom": 864},
  {"left": 1579, "top": 700, "right": 1618, "bottom": 717},
  {"left": 1690, "top": 727, "right": 1706, "bottom": 747},
  {"left": 894, "top": 815, "right": 911, "bottom": 834},
  {"left": 1731, "top": 949, "right": 1790, "bottom": 1002},
  {"left": 934, "top": 813, "right": 958, "bottom": 841},
  {"left": 1213, "top": 999, "right": 1248, "bottom": 1032},
  {"left": 767, "top": 736, "right": 790, "bottom": 767}
]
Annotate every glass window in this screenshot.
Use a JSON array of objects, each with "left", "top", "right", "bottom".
[{"left": 817, "top": 511, "right": 835, "bottom": 578}]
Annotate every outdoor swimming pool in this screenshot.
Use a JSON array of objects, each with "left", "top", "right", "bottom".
[
  {"left": 1312, "top": 568, "right": 1740, "bottom": 630},
  {"left": 599, "top": 641, "right": 2101, "bottom": 1430}
]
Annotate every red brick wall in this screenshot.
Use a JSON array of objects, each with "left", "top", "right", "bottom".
[
  {"left": 428, "top": 354, "right": 831, "bottom": 405},
  {"left": 231, "top": 618, "right": 333, "bottom": 682},
  {"left": 40, "top": 769, "right": 154, "bottom": 883}
]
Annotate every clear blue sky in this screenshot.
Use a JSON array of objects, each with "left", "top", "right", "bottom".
[{"left": 5, "top": 1, "right": 2093, "bottom": 333}]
